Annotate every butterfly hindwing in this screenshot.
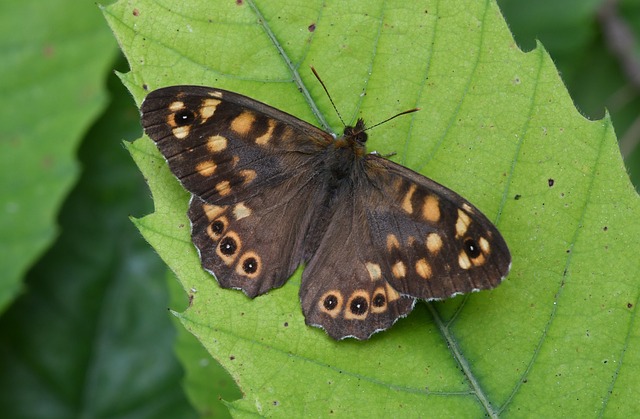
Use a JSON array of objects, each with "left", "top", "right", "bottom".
[
  {"left": 188, "top": 180, "right": 320, "bottom": 297},
  {"left": 300, "top": 189, "right": 417, "bottom": 340}
]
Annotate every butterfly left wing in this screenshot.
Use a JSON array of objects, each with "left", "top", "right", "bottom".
[{"left": 300, "top": 154, "right": 511, "bottom": 340}]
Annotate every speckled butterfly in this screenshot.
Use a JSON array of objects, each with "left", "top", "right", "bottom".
[{"left": 140, "top": 84, "right": 511, "bottom": 340}]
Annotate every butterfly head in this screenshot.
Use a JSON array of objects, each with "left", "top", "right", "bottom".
[
  {"left": 343, "top": 118, "right": 368, "bottom": 145},
  {"left": 337, "top": 118, "right": 368, "bottom": 159}
]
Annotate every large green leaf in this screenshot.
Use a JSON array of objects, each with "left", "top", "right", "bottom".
[
  {"left": 0, "top": 0, "right": 119, "bottom": 311},
  {"left": 106, "top": 0, "right": 640, "bottom": 416}
]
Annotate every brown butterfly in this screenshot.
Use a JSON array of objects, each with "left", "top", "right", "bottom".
[{"left": 140, "top": 85, "right": 511, "bottom": 340}]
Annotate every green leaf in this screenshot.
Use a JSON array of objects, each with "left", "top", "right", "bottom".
[
  {"left": 0, "top": 0, "right": 119, "bottom": 311},
  {"left": 107, "top": 0, "right": 640, "bottom": 416}
]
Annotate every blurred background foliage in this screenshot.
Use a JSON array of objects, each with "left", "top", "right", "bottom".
[
  {"left": 0, "top": 0, "right": 637, "bottom": 418},
  {"left": 499, "top": 0, "right": 640, "bottom": 186}
]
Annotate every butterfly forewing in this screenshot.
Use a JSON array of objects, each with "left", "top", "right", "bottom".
[
  {"left": 140, "top": 84, "right": 511, "bottom": 340},
  {"left": 141, "top": 86, "right": 332, "bottom": 205},
  {"left": 364, "top": 155, "right": 510, "bottom": 299}
]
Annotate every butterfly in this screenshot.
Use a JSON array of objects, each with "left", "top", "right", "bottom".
[{"left": 140, "top": 85, "right": 511, "bottom": 340}]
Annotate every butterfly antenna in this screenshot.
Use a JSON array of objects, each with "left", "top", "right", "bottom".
[
  {"left": 311, "top": 66, "right": 419, "bottom": 134},
  {"left": 364, "top": 108, "right": 420, "bottom": 132},
  {"left": 311, "top": 66, "right": 346, "bottom": 126}
]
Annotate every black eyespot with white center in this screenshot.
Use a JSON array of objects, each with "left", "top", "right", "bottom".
[
  {"left": 324, "top": 294, "right": 339, "bottom": 311},
  {"left": 242, "top": 257, "right": 258, "bottom": 274},
  {"left": 350, "top": 296, "right": 368, "bottom": 315},
  {"left": 174, "top": 109, "right": 195, "bottom": 126},
  {"left": 463, "top": 238, "right": 481, "bottom": 259},
  {"left": 220, "top": 236, "right": 237, "bottom": 255}
]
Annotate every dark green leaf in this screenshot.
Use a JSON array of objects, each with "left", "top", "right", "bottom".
[{"left": 0, "top": 0, "right": 119, "bottom": 311}]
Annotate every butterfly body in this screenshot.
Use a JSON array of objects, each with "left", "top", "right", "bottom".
[{"left": 141, "top": 85, "right": 511, "bottom": 340}]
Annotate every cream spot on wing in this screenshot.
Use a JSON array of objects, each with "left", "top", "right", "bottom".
[
  {"left": 240, "top": 169, "right": 257, "bottom": 185},
  {"left": 256, "top": 119, "right": 276, "bottom": 145},
  {"left": 462, "top": 203, "right": 474, "bottom": 213},
  {"left": 365, "top": 262, "right": 382, "bottom": 281},
  {"left": 401, "top": 184, "right": 417, "bottom": 214},
  {"left": 385, "top": 283, "right": 400, "bottom": 302},
  {"left": 455, "top": 209, "right": 471, "bottom": 238},
  {"left": 479, "top": 237, "right": 490, "bottom": 254},
  {"left": 231, "top": 111, "right": 255, "bottom": 135},
  {"left": 458, "top": 251, "right": 472, "bottom": 270},
  {"left": 386, "top": 234, "right": 400, "bottom": 252},
  {"left": 233, "top": 203, "right": 251, "bottom": 220},
  {"left": 426, "top": 233, "right": 443, "bottom": 254},
  {"left": 208, "top": 90, "right": 224, "bottom": 99},
  {"left": 207, "top": 135, "right": 227, "bottom": 153},
  {"left": 195, "top": 160, "right": 216, "bottom": 177},
  {"left": 415, "top": 258, "right": 432, "bottom": 280},
  {"left": 216, "top": 180, "right": 232, "bottom": 196},
  {"left": 200, "top": 98, "right": 221, "bottom": 122},
  {"left": 172, "top": 125, "right": 190, "bottom": 139},
  {"left": 422, "top": 195, "right": 441, "bottom": 222},
  {"left": 392, "top": 261, "right": 406, "bottom": 279},
  {"left": 202, "top": 204, "right": 225, "bottom": 220},
  {"left": 169, "top": 101, "right": 185, "bottom": 112}
]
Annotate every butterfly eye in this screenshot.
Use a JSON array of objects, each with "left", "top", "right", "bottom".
[
  {"left": 175, "top": 109, "right": 195, "bottom": 126},
  {"left": 463, "top": 238, "right": 481, "bottom": 259},
  {"left": 219, "top": 236, "right": 238, "bottom": 255}
]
